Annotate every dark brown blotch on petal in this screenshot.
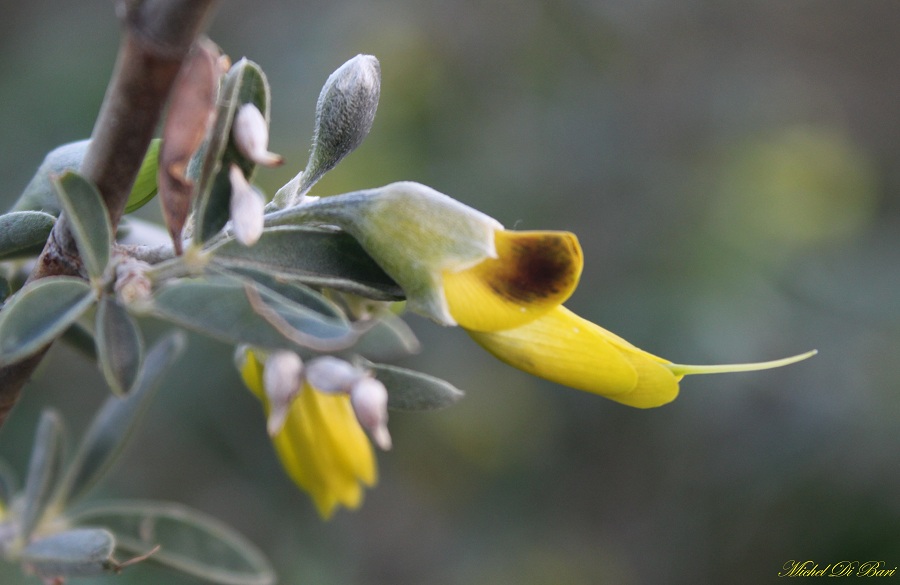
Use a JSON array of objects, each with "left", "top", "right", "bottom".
[{"left": 487, "top": 231, "right": 583, "bottom": 303}]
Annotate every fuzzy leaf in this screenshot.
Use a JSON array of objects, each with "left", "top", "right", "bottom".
[
  {"left": 159, "top": 40, "right": 223, "bottom": 254},
  {"left": 70, "top": 501, "right": 275, "bottom": 585},
  {"left": 52, "top": 171, "right": 112, "bottom": 280},
  {"left": 144, "top": 276, "right": 356, "bottom": 352},
  {"left": 348, "top": 312, "right": 420, "bottom": 361},
  {"left": 21, "top": 528, "right": 116, "bottom": 579},
  {"left": 124, "top": 138, "right": 161, "bottom": 213},
  {"left": 217, "top": 266, "right": 346, "bottom": 319},
  {"left": 194, "top": 59, "right": 271, "bottom": 245},
  {"left": 0, "top": 211, "right": 56, "bottom": 260},
  {"left": 0, "top": 277, "right": 96, "bottom": 366},
  {"left": 357, "top": 358, "right": 464, "bottom": 411},
  {"left": 96, "top": 296, "right": 145, "bottom": 396},
  {"left": 210, "top": 226, "right": 403, "bottom": 300},
  {"left": 12, "top": 139, "right": 90, "bottom": 215},
  {"left": 20, "top": 410, "right": 66, "bottom": 540},
  {"left": 54, "top": 332, "right": 186, "bottom": 507}
]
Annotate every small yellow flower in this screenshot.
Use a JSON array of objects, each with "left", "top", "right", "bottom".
[{"left": 239, "top": 350, "right": 376, "bottom": 519}]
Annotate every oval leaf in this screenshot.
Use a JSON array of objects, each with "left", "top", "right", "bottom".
[
  {"left": 70, "top": 501, "right": 274, "bottom": 585},
  {"left": 52, "top": 171, "right": 112, "bottom": 280},
  {"left": 11, "top": 139, "right": 90, "bottom": 215},
  {"left": 22, "top": 528, "right": 116, "bottom": 579},
  {"left": 214, "top": 266, "right": 345, "bottom": 319},
  {"left": 144, "top": 276, "right": 355, "bottom": 351},
  {"left": 55, "top": 332, "right": 186, "bottom": 508},
  {"left": 20, "top": 410, "right": 66, "bottom": 540},
  {"left": 357, "top": 358, "right": 465, "bottom": 411},
  {"left": 124, "top": 138, "right": 161, "bottom": 214},
  {"left": 194, "top": 59, "right": 271, "bottom": 245},
  {"left": 96, "top": 296, "right": 145, "bottom": 396},
  {"left": 210, "top": 226, "right": 403, "bottom": 300},
  {"left": 0, "top": 277, "right": 96, "bottom": 366},
  {"left": 349, "top": 312, "right": 420, "bottom": 361},
  {"left": 0, "top": 211, "right": 55, "bottom": 261}
]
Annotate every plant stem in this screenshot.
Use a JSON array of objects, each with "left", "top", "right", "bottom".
[{"left": 0, "top": 0, "right": 218, "bottom": 428}]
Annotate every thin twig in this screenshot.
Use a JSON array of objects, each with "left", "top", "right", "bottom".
[{"left": 0, "top": 0, "right": 218, "bottom": 428}]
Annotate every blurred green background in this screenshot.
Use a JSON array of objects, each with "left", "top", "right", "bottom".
[{"left": 2, "top": 1, "right": 899, "bottom": 583}]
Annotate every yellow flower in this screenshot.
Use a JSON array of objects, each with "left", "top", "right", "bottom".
[
  {"left": 269, "top": 182, "right": 815, "bottom": 406},
  {"left": 239, "top": 350, "right": 376, "bottom": 519},
  {"left": 467, "top": 305, "right": 816, "bottom": 408}
]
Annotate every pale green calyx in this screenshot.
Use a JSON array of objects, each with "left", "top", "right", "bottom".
[{"left": 266, "top": 181, "right": 503, "bottom": 325}]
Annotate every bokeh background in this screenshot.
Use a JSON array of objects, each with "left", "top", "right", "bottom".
[{"left": 2, "top": 1, "right": 899, "bottom": 583}]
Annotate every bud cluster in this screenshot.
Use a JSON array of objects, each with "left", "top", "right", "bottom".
[{"left": 263, "top": 352, "right": 391, "bottom": 450}]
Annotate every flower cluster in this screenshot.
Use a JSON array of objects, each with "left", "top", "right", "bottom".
[
  {"left": 234, "top": 54, "right": 814, "bottom": 519},
  {"left": 238, "top": 349, "right": 389, "bottom": 518}
]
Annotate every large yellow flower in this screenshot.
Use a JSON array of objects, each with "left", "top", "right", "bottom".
[
  {"left": 270, "top": 182, "right": 815, "bottom": 406},
  {"left": 239, "top": 351, "right": 376, "bottom": 519}
]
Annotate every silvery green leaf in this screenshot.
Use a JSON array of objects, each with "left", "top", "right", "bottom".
[
  {"left": 0, "top": 277, "right": 97, "bottom": 366},
  {"left": 357, "top": 358, "right": 464, "bottom": 411},
  {"left": 20, "top": 410, "right": 66, "bottom": 540},
  {"left": 96, "top": 296, "right": 145, "bottom": 396},
  {"left": 21, "top": 528, "right": 116, "bottom": 578},
  {"left": 12, "top": 139, "right": 90, "bottom": 215},
  {"left": 69, "top": 501, "right": 275, "bottom": 585},
  {"left": 54, "top": 332, "right": 185, "bottom": 507},
  {"left": 210, "top": 226, "right": 403, "bottom": 300},
  {"left": 143, "top": 276, "right": 356, "bottom": 351},
  {"left": 124, "top": 138, "right": 161, "bottom": 214},
  {"left": 217, "top": 266, "right": 346, "bottom": 319},
  {"left": 194, "top": 59, "right": 271, "bottom": 245},
  {"left": 0, "top": 211, "right": 55, "bottom": 260},
  {"left": 52, "top": 171, "right": 112, "bottom": 280},
  {"left": 349, "top": 312, "right": 420, "bottom": 361}
]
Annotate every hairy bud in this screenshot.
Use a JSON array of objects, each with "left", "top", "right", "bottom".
[
  {"left": 304, "top": 356, "right": 364, "bottom": 394},
  {"left": 273, "top": 55, "right": 381, "bottom": 207},
  {"left": 263, "top": 351, "right": 303, "bottom": 435},
  {"left": 232, "top": 103, "right": 284, "bottom": 168},
  {"left": 228, "top": 164, "right": 265, "bottom": 246},
  {"left": 350, "top": 377, "right": 391, "bottom": 450}
]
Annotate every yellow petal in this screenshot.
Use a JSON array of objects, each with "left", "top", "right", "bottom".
[
  {"left": 273, "top": 386, "right": 376, "bottom": 519},
  {"left": 467, "top": 306, "right": 638, "bottom": 396},
  {"left": 604, "top": 349, "right": 682, "bottom": 408},
  {"left": 444, "top": 230, "right": 583, "bottom": 332},
  {"left": 238, "top": 349, "right": 377, "bottom": 519}
]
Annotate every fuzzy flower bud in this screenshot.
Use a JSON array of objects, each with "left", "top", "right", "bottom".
[
  {"left": 273, "top": 55, "right": 381, "bottom": 207},
  {"left": 114, "top": 257, "right": 153, "bottom": 305},
  {"left": 350, "top": 377, "right": 391, "bottom": 451},
  {"left": 304, "top": 356, "right": 365, "bottom": 394},
  {"left": 263, "top": 351, "right": 304, "bottom": 435},
  {"left": 228, "top": 164, "right": 265, "bottom": 246},
  {"left": 232, "top": 103, "right": 284, "bottom": 168}
]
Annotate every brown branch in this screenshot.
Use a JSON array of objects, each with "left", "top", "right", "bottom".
[{"left": 0, "top": 0, "right": 218, "bottom": 428}]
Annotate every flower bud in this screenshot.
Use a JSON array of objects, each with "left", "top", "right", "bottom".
[
  {"left": 232, "top": 103, "right": 284, "bottom": 168},
  {"left": 304, "top": 356, "right": 364, "bottom": 394},
  {"left": 228, "top": 164, "right": 265, "bottom": 246},
  {"left": 263, "top": 351, "right": 303, "bottom": 435},
  {"left": 114, "top": 257, "right": 153, "bottom": 305},
  {"left": 273, "top": 55, "right": 381, "bottom": 207},
  {"left": 350, "top": 377, "right": 391, "bottom": 450}
]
